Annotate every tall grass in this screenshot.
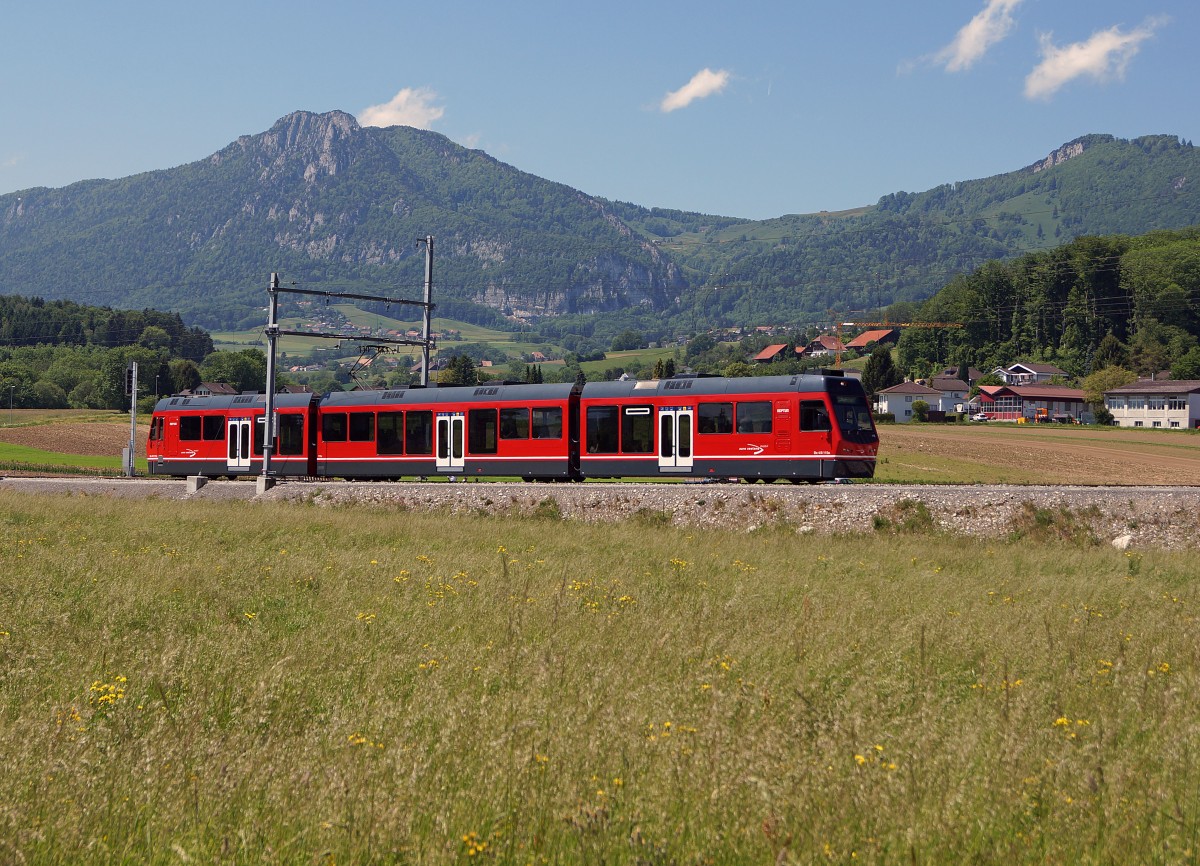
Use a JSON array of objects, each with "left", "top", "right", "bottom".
[{"left": 1, "top": 493, "right": 1197, "bottom": 863}]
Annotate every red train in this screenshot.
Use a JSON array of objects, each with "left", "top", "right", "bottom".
[{"left": 146, "top": 373, "right": 878, "bottom": 482}]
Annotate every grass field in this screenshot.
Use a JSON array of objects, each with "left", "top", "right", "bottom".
[{"left": 1, "top": 494, "right": 1197, "bottom": 863}]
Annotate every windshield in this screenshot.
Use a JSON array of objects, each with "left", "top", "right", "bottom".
[{"left": 832, "top": 392, "right": 878, "bottom": 443}]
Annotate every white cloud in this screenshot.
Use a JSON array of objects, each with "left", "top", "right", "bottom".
[
  {"left": 1024, "top": 18, "right": 1164, "bottom": 100},
  {"left": 358, "top": 88, "right": 445, "bottom": 129},
  {"left": 659, "top": 68, "right": 730, "bottom": 113},
  {"left": 934, "top": 0, "right": 1023, "bottom": 72}
]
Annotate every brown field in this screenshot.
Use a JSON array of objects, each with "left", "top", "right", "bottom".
[
  {"left": 3, "top": 410, "right": 1199, "bottom": 484},
  {"left": 877, "top": 421, "right": 1200, "bottom": 485}
]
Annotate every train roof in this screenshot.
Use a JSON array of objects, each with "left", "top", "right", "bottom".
[
  {"left": 320, "top": 382, "right": 579, "bottom": 408},
  {"left": 153, "top": 392, "right": 315, "bottom": 412},
  {"left": 580, "top": 373, "right": 849, "bottom": 399}
]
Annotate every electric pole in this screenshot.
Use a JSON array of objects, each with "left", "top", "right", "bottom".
[{"left": 419, "top": 235, "right": 434, "bottom": 386}]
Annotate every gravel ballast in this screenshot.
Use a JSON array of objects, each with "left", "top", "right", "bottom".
[{"left": 3, "top": 476, "right": 1197, "bottom": 550}]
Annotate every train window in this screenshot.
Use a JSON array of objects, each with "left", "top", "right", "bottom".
[
  {"left": 621, "top": 405, "right": 654, "bottom": 454},
  {"left": 179, "top": 415, "right": 202, "bottom": 441},
  {"left": 149, "top": 417, "right": 164, "bottom": 441},
  {"left": 532, "top": 407, "right": 562, "bottom": 439},
  {"left": 253, "top": 417, "right": 265, "bottom": 456},
  {"left": 322, "top": 413, "right": 348, "bottom": 442},
  {"left": 378, "top": 412, "right": 404, "bottom": 455},
  {"left": 278, "top": 414, "right": 305, "bottom": 456},
  {"left": 736, "top": 402, "right": 773, "bottom": 434},
  {"left": 202, "top": 415, "right": 225, "bottom": 440},
  {"left": 800, "top": 400, "right": 832, "bottom": 432},
  {"left": 586, "top": 406, "right": 620, "bottom": 454},
  {"left": 500, "top": 407, "right": 530, "bottom": 440},
  {"left": 349, "top": 412, "right": 375, "bottom": 442},
  {"left": 468, "top": 409, "right": 497, "bottom": 454},
  {"left": 832, "top": 393, "right": 877, "bottom": 441},
  {"left": 698, "top": 402, "right": 734, "bottom": 434},
  {"left": 406, "top": 411, "right": 433, "bottom": 455}
]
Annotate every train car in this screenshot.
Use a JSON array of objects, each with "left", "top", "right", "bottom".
[
  {"left": 146, "top": 392, "right": 318, "bottom": 478},
  {"left": 577, "top": 373, "right": 877, "bottom": 482},
  {"left": 314, "top": 383, "right": 580, "bottom": 480}
]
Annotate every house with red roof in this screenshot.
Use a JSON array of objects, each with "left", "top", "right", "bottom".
[
  {"left": 751, "top": 344, "right": 790, "bottom": 363},
  {"left": 797, "top": 335, "right": 845, "bottom": 359},
  {"left": 844, "top": 329, "right": 899, "bottom": 351}
]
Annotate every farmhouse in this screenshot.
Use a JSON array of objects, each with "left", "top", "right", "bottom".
[
  {"left": 1104, "top": 379, "right": 1200, "bottom": 429},
  {"left": 876, "top": 381, "right": 941, "bottom": 422},
  {"left": 751, "top": 344, "right": 790, "bottom": 364},
  {"left": 992, "top": 362, "right": 1069, "bottom": 386},
  {"left": 844, "top": 328, "right": 899, "bottom": 351},
  {"left": 797, "top": 335, "right": 845, "bottom": 359}
]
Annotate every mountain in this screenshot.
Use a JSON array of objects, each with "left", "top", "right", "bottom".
[{"left": 1, "top": 112, "right": 1198, "bottom": 333}]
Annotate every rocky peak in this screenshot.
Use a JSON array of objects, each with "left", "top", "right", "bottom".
[
  {"left": 219, "top": 110, "right": 371, "bottom": 184},
  {"left": 1031, "top": 141, "right": 1085, "bottom": 173}
]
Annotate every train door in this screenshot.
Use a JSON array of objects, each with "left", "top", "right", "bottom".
[
  {"left": 227, "top": 416, "right": 253, "bottom": 473},
  {"left": 435, "top": 411, "right": 465, "bottom": 473},
  {"left": 658, "top": 406, "right": 694, "bottom": 472},
  {"left": 773, "top": 399, "right": 793, "bottom": 453}
]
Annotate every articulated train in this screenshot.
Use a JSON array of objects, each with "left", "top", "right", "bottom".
[{"left": 147, "top": 373, "right": 879, "bottom": 483}]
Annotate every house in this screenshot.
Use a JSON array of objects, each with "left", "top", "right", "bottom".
[
  {"left": 797, "top": 335, "right": 845, "bottom": 359},
  {"left": 181, "top": 382, "right": 239, "bottom": 397},
  {"left": 876, "top": 381, "right": 942, "bottom": 422},
  {"left": 1104, "top": 379, "right": 1200, "bottom": 429},
  {"left": 992, "top": 362, "right": 1069, "bottom": 386},
  {"left": 977, "top": 384, "right": 1087, "bottom": 421},
  {"left": 844, "top": 329, "right": 899, "bottom": 351},
  {"left": 751, "top": 344, "right": 790, "bottom": 363},
  {"left": 940, "top": 366, "right": 985, "bottom": 388},
  {"left": 927, "top": 376, "right": 970, "bottom": 413}
]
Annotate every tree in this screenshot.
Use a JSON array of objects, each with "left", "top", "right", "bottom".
[
  {"left": 610, "top": 330, "right": 643, "bottom": 351},
  {"left": 1081, "top": 367, "right": 1136, "bottom": 407},
  {"left": 199, "top": 349, "right": 267, "bottom": 393},
  {"left": 911, "top": 399, "right": 929, "bottom": 422},
  {"left": 1171, "top": 346, "right": 1200, "bottom": 380},
  {"left": 169, "top": 359, "right": 202, "bottom": 394},
  {"left": 439, "top": 354, "right": 479, "bottom": 386},
  {"left": 1093, "top": 333, "right": 1129, "bottom": 370},
  {"left": 861, "top": 345, "right": 902, "bottom": 397}
]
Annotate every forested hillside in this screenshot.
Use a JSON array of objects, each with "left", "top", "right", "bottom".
[
  {"left": 895, "top": 226, "right": 1200, "bottom": 381},
  {"left": 613, "top": 135, "right": 1199, "bottom": 329},
  {"left": 1, "top": 111, "right": 1197, "bottom": 336},
  {"left": 0, "top": 297, "right": 214, "bottom": 411}
]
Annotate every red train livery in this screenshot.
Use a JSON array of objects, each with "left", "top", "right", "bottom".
[{"left": 147, "top": 373, "right": 878, "bottom": 483}]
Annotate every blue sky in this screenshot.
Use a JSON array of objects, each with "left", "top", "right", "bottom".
[{"left": 2, "top": 0, "right": 1195, "bottom": 220}]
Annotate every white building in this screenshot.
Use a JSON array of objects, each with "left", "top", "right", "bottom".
[
  {"left": 876, "top": 381, "right": 942, "bottom": 422},
  {"left": 992, "top": 362, "right": 1069, "bottom": 386},
  {"left": 1104, "top": 380, "right": 1200, "bottom": 429},
  {"left": 928, "top": 376, "right": 970, "bottom": 413}
]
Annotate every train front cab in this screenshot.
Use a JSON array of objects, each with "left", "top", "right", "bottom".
[
  {"left": 577, "top": 374, "right": 878, "bottom": 482},
  {"left": 147, "top": 393, "right": 318, "bottom": 478}
]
